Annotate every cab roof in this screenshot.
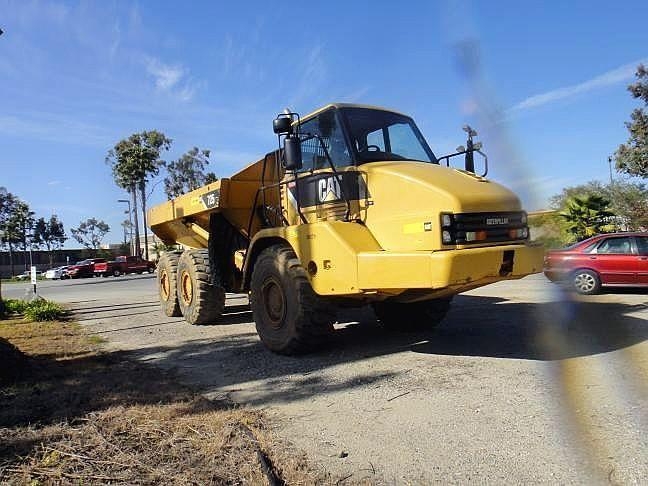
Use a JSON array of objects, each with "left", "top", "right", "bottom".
[{"left": 298, "top": 103, "right": 408, "bottom": 124}]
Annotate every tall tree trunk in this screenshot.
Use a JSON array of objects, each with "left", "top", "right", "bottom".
[
  {"left": 140, "top": 181, "right": 149, "bottom": 261},
  {"left": 22, "top": 225, "right": 28, "bottom": 272},
  {"left": 8, "top": 243, "right": 14, "bottom": 277},
  {"left": 131, "top": 185, "right": 141, "bottom": 257}
]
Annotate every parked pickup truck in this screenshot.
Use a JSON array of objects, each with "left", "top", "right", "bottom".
[{"left": 94, "top": 256, "right": 156, "bottom": 277}]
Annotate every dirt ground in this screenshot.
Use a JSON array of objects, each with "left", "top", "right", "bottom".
[
  {"left": 58, "top": 274, "right": 648, "bottom": 484},
  {"left": 0, "top": 319, "right": 315, "bottom": 485}
]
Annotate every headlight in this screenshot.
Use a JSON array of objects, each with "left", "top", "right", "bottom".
[
  {"left": 442, "top": 230, "right": 453, "bottom": 244},
  {"left": 441, "top": 214, "right": 453, "bottom": 227}
]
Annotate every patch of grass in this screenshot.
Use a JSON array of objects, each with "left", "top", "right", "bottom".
[
  {"left": 0, "top": 314, "right": 316, "bottom": 484},
  {"left": 0, "top": 320, "right": 95, "bottom": 359}
]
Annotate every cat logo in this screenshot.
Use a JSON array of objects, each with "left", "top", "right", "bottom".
[
  {"left": 318, "top": 176, "right": 342, "bottom": 203},
  {"left": 486, "top": 217, "right": 509, "bottom": 225}
]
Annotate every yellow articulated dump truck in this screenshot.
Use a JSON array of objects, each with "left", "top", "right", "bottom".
[{"left": 148, "top": 103, "right": 544, "bottom": 354}]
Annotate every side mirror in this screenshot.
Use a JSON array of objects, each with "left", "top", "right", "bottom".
[
  {"left": 273, "top": 116, "right": 292, "bottom": 134},
  {"left": 284, "top": 135, "right": 302, "bottom": 171}
]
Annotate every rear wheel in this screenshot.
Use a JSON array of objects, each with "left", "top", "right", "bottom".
[
  {"left": 373, "top": 297, "right": 453, "bottom": 332},
  {"left": 250, "top": 245, "right": 335, "bottom": 355},
  {"left": 113, "top": 269, "right": 121, "bottom": 277},
  {"left": 158, "top": 251, "right": 182, "bottom": 317},
  {"left": 572, "top": 269, "right": 601, "bottom": 295},
  {"left": 177, "top": 249, "right": 225, "bottom": 325}
]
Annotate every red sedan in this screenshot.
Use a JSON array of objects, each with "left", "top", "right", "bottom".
[{"left": 544, "top": 232, "right": 648, "bottom": 294}]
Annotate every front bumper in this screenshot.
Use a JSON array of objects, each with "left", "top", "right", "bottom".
[{"left": 356, "top": 243, "right": 545, "bottom": 294}]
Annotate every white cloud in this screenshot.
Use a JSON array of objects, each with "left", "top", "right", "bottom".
[
  {"left": 146, "top": 57, "right": 184, "bottom": 90},
  {"left": 289, "top": 44, "right": 327, "bottom": 107},
  {"left": 509, "top": 59, "right": 647, "bottom": 113},
  {"left": 0, "top": 112, "right": 111, "bottom": 146},
  {"left": 47, "top": 180, "right": 61, "bottom": 186},
  {"left": 144, "top": 56, "right": 201, "bottom": 102}
]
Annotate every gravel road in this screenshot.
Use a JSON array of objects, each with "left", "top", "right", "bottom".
[{"left": 15, "top": 274, "right": 648, "bottom": 483}]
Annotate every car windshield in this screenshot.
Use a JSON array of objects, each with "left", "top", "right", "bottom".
[{"left": 340, "top": 107, "right": 437, "bottom": 164}]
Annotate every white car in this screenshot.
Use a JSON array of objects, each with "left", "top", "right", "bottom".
[
  {"left": 45, "top": 266, "right": 68, "bottom": 280},
  {"left": 15, "top": 270, "right": 43, "bottom": 280}
]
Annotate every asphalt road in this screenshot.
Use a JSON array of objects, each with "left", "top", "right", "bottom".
[{"left": 8, "top": 274, "right": 647, "bottom": 483}]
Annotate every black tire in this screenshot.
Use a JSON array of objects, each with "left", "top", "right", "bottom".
[
  {"left": 157, "top": 251, "right": 182, "bottom": 317},
  {"left": 177, "top": 249, "right": 225, "bottom": 325},
  {"left": 373, "top": 297, "right": 453, "bottom": 332},
  {"left": 113, "top": 269, "right": 121, "bottom": 277},
  {"left": 249, "top": 245, "right": 335, "bottom": 355},
  {"left": 571, "top": 269, "right": 601, "bottom": 295},
  {"left": 148, "top": 266, "right": 155, "bottom": 274}
]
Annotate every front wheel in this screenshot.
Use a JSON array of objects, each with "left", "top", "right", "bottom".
[
  {"left": 249, "top": 245, "right": 335, "bottom": 355},
  {"left": 373, "top": 297, "right": 453, "bottom": 332},
  {"left": 571, "top": 269, "right": 601, "bottom": 295},
  {"left": 113, "top": 269, "right": 121, "bottom": 277}
]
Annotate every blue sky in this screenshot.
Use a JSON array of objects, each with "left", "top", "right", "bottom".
[{"left": 1, "top": 0, "right": 647, "bottom": 247}]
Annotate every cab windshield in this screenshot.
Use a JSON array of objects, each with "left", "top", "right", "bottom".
[{"left": 340, "top": 107, "right": 437, "bottom": 164}]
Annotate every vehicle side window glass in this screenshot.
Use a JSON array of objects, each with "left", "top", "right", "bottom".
[
  {"left": 366, "top": 128, "right": 386, "bottom": 151},
  {"left": 596, "top": 237, "right": 633, "bottom": 254},
  {"left": 637, "top": 237, "right": 648, "bottom": 255},
  {"left": 388, "top": 123, "right": 431, "bottom": 162},
  {"left": 298, "top": 110, "right": 351, "bottom": 172}
]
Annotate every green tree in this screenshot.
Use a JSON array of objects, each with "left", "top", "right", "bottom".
[
  {"left": 550, "top": 179, "right": 648, "bottom": 231},
  {"left": 71, "top": 218, "right": 110, "bottom": 253},
  {"left": 163, "top": 147, "right": 215, "bottom": 198},
  {"left": 32, "top": 215, "right": 67, "bottom": 266},
  {"left": 106, "top": 130, "right": 172, "bottom": 259},
  {"left": 1, "top": 199, "right": 35, "bottom": 272},
  {"left": 0, "top": 188, "right": 19, "bottom": 276},
  {"left": 615, "top": 64, "right": 648, "bottom": 179},
  {"left": 559, "top": 194, "right": 614, "bottom": 241}
]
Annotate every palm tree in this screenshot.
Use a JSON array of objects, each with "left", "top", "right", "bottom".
[
  {"left": 560, "top": 194, "right": 615, "bottom": 241},
  {"left": 106, "top": 131, "right": 171, "bottom": 259}
]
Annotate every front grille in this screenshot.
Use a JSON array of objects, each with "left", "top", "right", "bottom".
[{"left": 442, "top": 211, "right": 528, "bottom": 245}]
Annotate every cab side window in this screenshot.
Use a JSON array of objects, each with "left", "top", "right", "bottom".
[
  {"left": 298, "top": 110, "right": 351, "bottom": 171},
  {"left": 636, "top": 236, "right": 648, "bottom": 255},
  {"left": 595, "top": 237, "right": 633, "bottom": 254}
]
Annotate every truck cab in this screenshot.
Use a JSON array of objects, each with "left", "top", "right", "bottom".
[{"left": 251, "top": 104, "right": 541, "bottom": 300}]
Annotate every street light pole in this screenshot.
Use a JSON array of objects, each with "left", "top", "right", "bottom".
[
  {"left": 607, "top": 156, "right": 614, "bottom": 185},
  {"left": 117, "top": 199, "right": 133, "bottom": 256}
]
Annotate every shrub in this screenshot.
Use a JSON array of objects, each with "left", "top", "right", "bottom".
[
  {"left": 4, "top": 299, "right": 28, "bottom": 315},
  {"left": 23, "top": 300, "right": 65, "bottom": 322},
  {"left": 1, "top": 299, "right": 65, "bottom": 321}
]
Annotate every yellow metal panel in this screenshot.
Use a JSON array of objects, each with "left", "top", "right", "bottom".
[
  {"left": 360, "top": 161, "right": 522, "bottom": 252},
  {"left": 357, "top": 252, "right": 433, "bottom": 289},
  {"left": 251, "top": 221, "right": 381, "bottom": 296},
  {"left": 357, "top": 243, "right": 544, "bottom": 293}
]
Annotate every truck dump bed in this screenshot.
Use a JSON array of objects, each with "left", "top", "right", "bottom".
[{"left": 148, "top": 152, "right": 282, "bottom": 248}]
